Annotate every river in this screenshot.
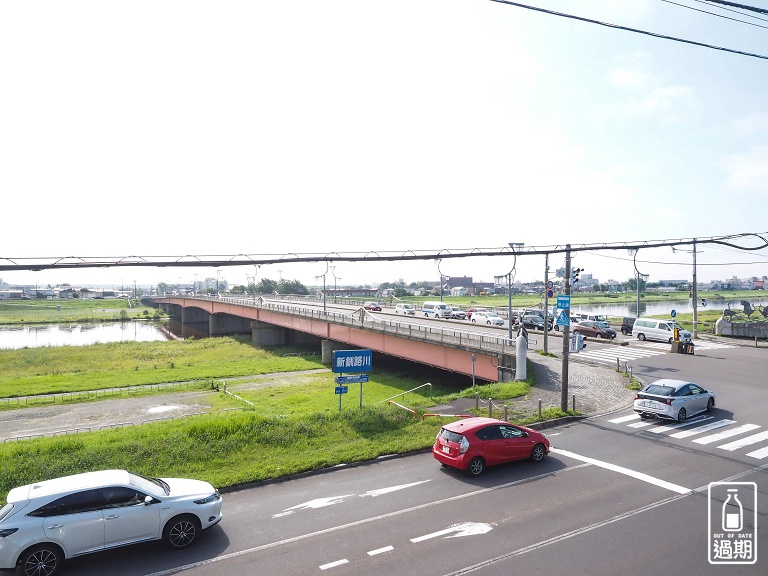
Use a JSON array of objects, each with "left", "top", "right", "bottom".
[{"left": 0, "top": 321, "right": 170, "bottom": 350}]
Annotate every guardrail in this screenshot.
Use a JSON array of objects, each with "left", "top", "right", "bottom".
[
  {"left": 189, "top": 295, "right": 516, "bottom": 356},
  {"left": 379, "top": 383, "right": 433, "bottom": 404}
]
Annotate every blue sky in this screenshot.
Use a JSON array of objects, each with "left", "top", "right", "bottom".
[{"left": 2, "top": 1, "right": 767, "bottom": 289}]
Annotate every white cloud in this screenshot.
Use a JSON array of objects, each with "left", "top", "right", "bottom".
[
  {"left": 623, "top": 85, "right": 693, "bottom": 115},
  {"left": 721, "top": 146, "right": 768, "bottom": 192}
]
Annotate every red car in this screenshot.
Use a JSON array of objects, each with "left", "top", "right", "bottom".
[
  {"left": 363, "top": 302, "right": 382, "bottom": 311},
  {"left": 433, "top": 417, "right": 549, "bottom": 476}
]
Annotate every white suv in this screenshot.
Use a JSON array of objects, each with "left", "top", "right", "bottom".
[{"left": 0, "top": 469, "right": 223, "bottom": 576}]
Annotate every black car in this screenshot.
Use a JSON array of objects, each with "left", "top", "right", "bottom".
[
  {"left": 521, "top": 314, "right": 552, "bottom": 331},
  {"left": 621, "top": 317, "right": 636, "bottom": 336}
]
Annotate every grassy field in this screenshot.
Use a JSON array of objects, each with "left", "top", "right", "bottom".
[{"left": 0, "top": 298, "right": 163, "bottom": 324}]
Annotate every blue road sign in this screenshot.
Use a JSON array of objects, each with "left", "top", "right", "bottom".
[
  {"left": 556, "top": 295, "right": 571, "bottom": 310},
  {"left": 332, "top": 350, "right": 373, "bottom": 373},
  {"left": 335, "top": 374, "right": 369, "bottom": 385},
  {"left": 671, "top": 309, "right": 677, "bottom": 318},
  {"left": 556, "top": 311, "right": 570, "bottom": 326},
  {"left": 334, "top": 386, "right": 349, "bottom": 394}
]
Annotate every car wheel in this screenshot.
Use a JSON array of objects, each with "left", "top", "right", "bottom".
[
  {"left": 554, "top": 325, "right": 560, "bottom": 332},
  {"left": 467, "top": 456, "right": 485, "bottom": 476},
  {"left": 707, "top": 397, "right": 715, "bottom": 411},
  {"left": 18, "top": 545, "right": 63, "bottom": 576},
  {"left": 530, "top": 443, "right": 547, "bottom": 462},
  {"left": 487, "top": 321, "right": 491, "bottom": 325},
  {"left": 596, "top": 333, "right": 602, "bottom": 339},
  {"left": 677, "top": 408, "right": 687, "bottom": 422},
  {"left": 621, "top": 328, "right": 628, "bottom": 335},
  {"left": 163, "top": 514, "right": 200, "bottom": 549},
  {"left": 668, "top": 337, "right": 673, "bottom": 344},
  {"left": 472, "top": 319, "right": 476, "bottom": 323},
  {"left": 637, "top": 333, "right": 646, "bottom": 341}
]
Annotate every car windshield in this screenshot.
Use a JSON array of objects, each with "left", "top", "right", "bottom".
[
  {"left": 129, "top": 471, "right": 170, "bottom": 496},
  {"left": 645, "top": 385, "right": 675, "bottom": 396}
]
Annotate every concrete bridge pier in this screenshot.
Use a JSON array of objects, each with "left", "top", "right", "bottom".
[
  {"left": 321, "top": 340, "right": 348, "bottom": 365},
  {"left": 210, "top": 313, "right": 252, "bottom": 336},
  {"left": 252, "top": 321, "right": 290, "bottom": 347},
  {"left": 497, "top": 353, "right": 516, "bottom": 382},
  {"left": 160, "top": 303, "right": 182, "bottom": 319}
]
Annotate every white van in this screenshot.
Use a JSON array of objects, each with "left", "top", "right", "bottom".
[
  {"left": 422, "top": 301, "right": 452, "bottom": 319},
  {"left": 633, "top": 318, "right": 692, "bottom": 343},
  {"left": 576, "top": 313, "right": 607, "bottom": 323}
]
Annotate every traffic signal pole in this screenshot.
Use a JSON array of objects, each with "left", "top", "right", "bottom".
[{"left": 560, "top": 245, "right": 571, "bottom": 411}]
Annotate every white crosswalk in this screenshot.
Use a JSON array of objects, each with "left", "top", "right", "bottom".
[
  {"left": 606, "top": 413, "right": 768, "bottom": 459},
  {"left": 572, "top": 339, "right": 736, "bottom": 365}
]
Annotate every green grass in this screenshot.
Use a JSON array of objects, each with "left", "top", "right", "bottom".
[
  {"left": 0, "top": 407, "right": 443, "bottom": 497},
  {"left": 0, "top": 338, "right": 324, "bottom": 398},
  {"left": 0, "top": 298, "right": 162, "bottom": 324}
]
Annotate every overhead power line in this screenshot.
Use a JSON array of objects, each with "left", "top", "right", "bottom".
[
  {"left": 662, "top": 0, "right": 768, "bottom": 29},
  {"left": 1, "top": 233, "right": 767, "bottom": 272},
  {"left": 489, "top": 0, "right": 768, "bottom": 60},
  {"left": 703, "top": 0, "right": 768, "bottom": 15}
]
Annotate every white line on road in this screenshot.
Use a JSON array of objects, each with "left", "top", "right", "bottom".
[
  {"left": 692, "top": 424, "right": 761, "bottom": 445},
  {"left": 367, "top": 546, "right": 394, "bottom": 556},
  {"left": 144, "top": 463, "right": 592, "bottom": 576},
  {"left": 718, "top": 430, "right": 768, "bottom": 451},
  {"left": 669, "top": 419, "right": 735, "bottom": 439},
  {"left": 551, "top": 448, "right": 691, "bottom": 494},
  {"left": 319, "top": 559, "right": 348, "bottom": 570}
]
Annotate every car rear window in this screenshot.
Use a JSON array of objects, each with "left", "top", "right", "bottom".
[
  {"left": 645, "top": 385, "right": 675, "bottom": 396},
  {"left": 438, "top": 429, "right": 465, "bottom": 443},
  {"left": 0, "top": 503, "right": 13, "bottom": 521}
]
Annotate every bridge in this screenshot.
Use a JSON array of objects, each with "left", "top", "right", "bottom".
[{"left": 153, "top": 295, "right": 518, "bottom": 382}]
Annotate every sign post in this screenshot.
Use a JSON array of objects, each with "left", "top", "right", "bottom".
[{"left": 332, "top": 350, "right": 373, "bottom": 412}]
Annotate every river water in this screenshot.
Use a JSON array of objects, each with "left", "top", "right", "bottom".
[
  {"left": 570, "top": 297, "right": 767, "bottom": 318},
  {"left": 0, "top": 322, "right": 170, "bottom": 350}
]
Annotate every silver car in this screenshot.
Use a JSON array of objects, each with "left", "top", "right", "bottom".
[
  {"left": 633, "top": 379, "right": 715, "bottom": 422},
  {"left": 471, "top": 311, "right": 504, "bottom": 326},
  {"left": 0, "top": 469, "right": 223, "bottom": 576}
]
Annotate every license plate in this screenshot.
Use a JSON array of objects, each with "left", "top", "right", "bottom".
[{"left": 442, "top": 445, "right": 450, "bottom": 454}]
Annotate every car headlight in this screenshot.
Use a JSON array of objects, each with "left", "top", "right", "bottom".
[{"left": 194, "top": 493, "right": 221, "bottom": 505}]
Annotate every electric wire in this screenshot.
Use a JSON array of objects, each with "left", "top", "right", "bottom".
[
  {"left": 661, "top": 0, "right": 768, "bottom": 28},
  {"left": 699, "top": 0, "right": 768, "bottom": 22},
  {"left": 489, "top": 0, "right": 768, "bottom": 60}
]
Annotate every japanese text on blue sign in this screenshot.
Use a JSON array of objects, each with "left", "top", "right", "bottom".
[{"left": 332, "top": 349, "right": 373, "bottom": 373}]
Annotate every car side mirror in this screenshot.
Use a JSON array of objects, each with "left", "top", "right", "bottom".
[{"left": 144, "top": 495, "right": 154, "bottom": 505}]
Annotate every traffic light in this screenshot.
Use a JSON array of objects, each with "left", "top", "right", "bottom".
[
  {"left": 701, "top": 298, "right": 707, "bottom": 307},
  {"left": 571, "top": 268, "right": 583, "bottom": 285}
]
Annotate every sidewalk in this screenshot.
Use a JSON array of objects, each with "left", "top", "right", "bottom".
[{"left": 430, "top": 353, "right": 637, "bottom": 421}]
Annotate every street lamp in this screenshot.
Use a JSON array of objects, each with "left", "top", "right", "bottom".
[
  {"left": 315, "top": 262, "right": 329, "bottom": 313},
  {"left": 216, "top": 269, "right": 222, "bottom": 294},
  {"left": 437, "top": 259, "right": 445, "bottom": 302},
  {"left": 628, "top": 250, "right": 648, "bottom": 317},
  {"left": 331, "top": 266, "right": 341, "bottom": 303},
  {"left": 496, "top": 243, "right": 524, "bottom": 341}
]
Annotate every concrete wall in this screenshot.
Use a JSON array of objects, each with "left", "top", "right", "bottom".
[{"left": 716, "top": 318, "right": 768, "bottom": 338}]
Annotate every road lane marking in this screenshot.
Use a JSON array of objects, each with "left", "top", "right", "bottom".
[
  {"left": 669, "top": 419, "right": 735, "bottom": 439},
  {"left": 608, "top": 414, "right": 640, "bottom": 423},
  {"left": 319, "top": 559, "right": 348, "bottom": 570},
  {"left": 718, "top": 430, "right": 768, "bottom": 451},
  {"left": 692, "top": 423, "right": 760, "bottom": 445},
  {"left": 646, "top": 415, "right": 712, "bottom": 433},
  {"left": 551, "top": 448, "right": 691, "bottom": 494},
  {"left": 411, "top": 522, "right": 493, "bottom": 543},
  {"left": 144, "top": 463, "right": 592, "bottom": 576},
  {"left": 746, "top": 445, "right": 768, "bottom": 459},
  {"left": 367, "top": 546, "right": 394, "bottom": 556}
]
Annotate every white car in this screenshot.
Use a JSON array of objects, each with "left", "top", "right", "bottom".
[
  {"left": 449, "top": 306, "right": 466, "bottom": 320},
  {"left": 0, "top": 469, "right": 223, "bottom": 576},
  {"left": 394, "top": 303, "right": 416, "bottom": 315},
  {"left": 633, "top": 379, "right": 715, "bottom": 422},
  {"left": 471, "top": 311, "right": 504, "bottom": 326}
]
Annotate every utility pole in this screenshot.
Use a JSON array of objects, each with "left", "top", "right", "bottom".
[
  {"left": 692, "top": 239, "right": 698, "bottom": 338},
  {"left": 560, "top": 245, "right": 571, "bottom": 411},
  {"left": 543, "top": 253, "right": 549, "bottom": 354}
]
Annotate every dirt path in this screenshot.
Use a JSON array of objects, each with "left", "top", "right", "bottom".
[{"left": 0, "top": 370, "right": 330, "bottom": 441}]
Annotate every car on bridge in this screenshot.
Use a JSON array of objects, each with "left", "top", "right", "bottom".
[
  {"left": 364, "top": 302, "right": 382, "bottom": 311},
  {"left": 449, "top": 306, "right": 467, "bottom": 320},
  {"left": 471, "top": 311, "right": 504, "bottom": 326},
  {"left": 465, "top": 307, "right": 488, "bottom": 320}
]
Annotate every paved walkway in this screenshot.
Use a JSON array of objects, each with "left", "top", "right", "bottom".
[{"left": 431, "top": 352, "right": 638, "bottom": 420}]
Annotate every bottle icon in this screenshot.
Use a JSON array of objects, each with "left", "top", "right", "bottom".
[{"left": 722, "top": 489, "right": 743, "bottom": 532}]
